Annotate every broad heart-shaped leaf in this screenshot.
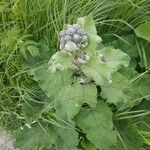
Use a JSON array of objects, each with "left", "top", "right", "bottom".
[
  {"left": 81, "top": 47, "right": 130, "bottom": 85},
  {"left": 56, "top": 123, "right": 79, "bottom": 150},
  {"left": 77, "top": 15, "right": 102, "bottom": 54},
  {"left": 55, "top": 83, "right": 97, "bottom": 121},
  {"left": 77, "top": 14, "right": 97, "bottom": 35},
  {"left": 105, "top": 34, "right": 139, "bottom": 58},
  {"left": 101, "top": 72, "right": 132, "bottom": 106},
  {"left": 81, "top": 139, "right": 97, "bottom": 150},
  {"left": 118, "top": 66, "right": 138, "bottom": 80},
  {"left": 22, "top": 100, "right": 44, "bottom": 123},
  {"left": 48, "top": 51, "right": 75, "bottom": 72},
  {"left": 81, "top": 55, "right": 111, "bottom": 85},
  {"left": 15, "top": 122, "right": 57, "bottom": 150},
  {"left": 22, "top": 82, "right": 51, "bottom": 123},
  {"left": 84, "top": 34, "right": 102, "bottom": 54},
  {"left": 75, "top": 101, "right": 118, "bottom": 150},
  {"left": 99, "top": 47, "right": 130, "bottom": 72},
  {"left": 134, "top": 21, "right": 150, "bottom": 42},
  {"left": 33, "top": 63, "right": 73, "bottom": 99},
  {"left": 22, "top": 41, "right": 54, "bottom": 69}
]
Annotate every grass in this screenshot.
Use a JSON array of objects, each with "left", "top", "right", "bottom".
[{"left": 0, "top": 0, "right": 150, "bottom": 149}]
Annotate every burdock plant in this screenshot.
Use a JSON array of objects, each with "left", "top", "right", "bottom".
[{"left": 16, "top": 15, "right": 134, "bottom": 150}]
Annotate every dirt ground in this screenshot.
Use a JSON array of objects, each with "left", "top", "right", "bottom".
[{"left": 0, "top": 131, "right": 15, "bottom": 150}]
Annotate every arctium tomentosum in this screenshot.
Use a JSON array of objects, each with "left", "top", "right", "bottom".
[{"left": 59, "top": 24, "right": 88, "bottom": 52}]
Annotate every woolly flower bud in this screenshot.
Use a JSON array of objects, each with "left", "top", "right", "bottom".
[
  {"left": 64, "top": 41, "right": 79, "bottom": 52},
  {"left": 72, "top": 34, "right": 82, "bottom": 44},
  {"left": 59, "top": 24, "right": 88, "bottom": 52},
  {"left": 77, "top": 52, "right": 90, "bottom": 64}
]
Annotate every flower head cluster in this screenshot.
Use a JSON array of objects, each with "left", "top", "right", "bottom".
[{"left": 59, "top": 24, "right": 88, "bottom": 52}]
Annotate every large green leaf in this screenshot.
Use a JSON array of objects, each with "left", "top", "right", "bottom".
[
  {"left": 55, "top": 83, "right": 97, "bottom": 121},
  {"left": 33, "top": 64, "right": 73, "bottom": 99},
  {"left": 101, "top": 72, "right": 131, "bottom": 106},
  {"left": 108, "top": 34, "right": 150, "bottom": 69},
  {"left": 48, "top": 51, "right": 74, "bottom": 72},
  {"left": 22, "top": 41, "right": 53, "bottom": 68},
  {"left": 81, "top": 55, "right": 111, "bottom": 85},
  {"left": 81, "top": 47, "right": 130, "bottom": 85},
  {"left": 81, "top": 139, "right": 97, "bottom": 150},
  {"left": 77, "top": 15, "right": 102, "bottom": 54},
  {"left": 75, "top": 101, "right": 118, "bottom": 150},
  {"left": 118, "top": 67, "right": 138, "bottom": 80},
  {"left": 22, "top": 100, "right": 44, "bottom": 123},
  {"left": 99, "top": 47, "right": 130, "bottom": 72},
  {"left": 84, "top": 34, "right": 102, "bottom": 54},
  {"left": 135, "top": 21, "right": 150, "bottom": 42},
  {"left": 22, "top": 83, "right": 51, "bottom": 123},
  {"left": 15, "top": 122, "right": 57, "bottom": 150},
  {"left": 56, "top": 125, "right": 79, "bottom": 150},
  {"left": 77, "top": 14, "right": 97, "bottom": 35},
  {"left": 105, "top": 34, "right": 139, "bottom": 58}
]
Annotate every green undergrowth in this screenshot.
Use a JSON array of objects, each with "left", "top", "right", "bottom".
[{"left": 0, "top": 0, "right": 150, "bottom": 150}]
